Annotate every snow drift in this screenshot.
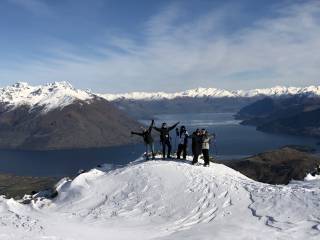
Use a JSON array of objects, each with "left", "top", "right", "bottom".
[{"left": 0, "top": 157, "right": 319, "bottom": 240}]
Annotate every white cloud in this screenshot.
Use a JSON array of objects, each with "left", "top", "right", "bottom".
[{"left": 1, "top": 1, "right": 320, "bottom": 92}]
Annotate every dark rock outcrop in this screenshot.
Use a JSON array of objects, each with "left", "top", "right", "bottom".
[
  {"left": 0, "top": 174, "right": 58, "bottom": 199},
  {"left": 223, "top": 147, "right": 320, "bottom": 184}
]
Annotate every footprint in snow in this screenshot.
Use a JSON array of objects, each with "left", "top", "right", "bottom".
[
  {"left": 207, "top": 191, "right": 215, "bottom": 199},
  {"left": 201, "top": 201, "right": 210, "bottom": 209},
  {"left": 141, "top": 185, "right": 149, "bottom": 193},
  {"left": 222, "top": 197, "right": 232, "bottom": 208},
  {"left": 128, "top": 192, "right": 136, "bottom": 200},
  {"left": 312, "top": 224, "right": 320, "bottom": 231},
  {"left": 197, "top": 196, "right": 206, "bottom": 204},
  {"left": 218, "top": 191, "right": 228, "bottom": 199},
  {"left": 203, "top": 206, "right": 218, "bottom": 217}
]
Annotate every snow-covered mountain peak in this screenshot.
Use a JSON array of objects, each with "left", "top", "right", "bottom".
[
  {"left": 182, "top": 87, "right": 235, "bottom": 98},
  {"left": 12, "top": 81, "right": 30, "bottom": 88},
  {"left": 45, "top": 81, "right": 74, "bottom": 90},
  {"left": 0, "top": 81, "right": 95, "bottom": 113}
]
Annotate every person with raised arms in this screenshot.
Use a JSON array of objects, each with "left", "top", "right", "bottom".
[
  {"left": 154, "top": 121, "right": 180, "bottom": 159},
  {"left": 131, "top": 120, "right": 155, "bottom": 160}
]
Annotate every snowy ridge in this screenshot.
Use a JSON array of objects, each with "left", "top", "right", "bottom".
[
  {"left": 0, "top": 81, "right": 94, "bottom": 113},
  {"left": 1, "top": 82, "right": 319, "bottom": 112},
  {"left": 0, "top": 156, "right": 319, "bottom": 239},
  {"left": 101, "top": 85, "right": 320, "bottom": 101}
]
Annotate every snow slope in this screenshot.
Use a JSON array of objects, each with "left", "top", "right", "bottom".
[
  {"left": 0, "top": 156, "right": 319, "bottom": 240},
  {"left": 101, "top": 86, "right": 320, "bottom": 101},
  {"left": 0, "top": 82, "right": 94, "bottom": 113}
]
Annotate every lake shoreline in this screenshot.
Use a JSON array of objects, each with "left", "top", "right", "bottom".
[{"left": 0, "top": 112, "right": 319, "bottom": 177}]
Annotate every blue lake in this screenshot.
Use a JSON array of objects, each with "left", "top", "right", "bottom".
[
  {"left": 147, "top": 113, "right": 319, "bottom": 159},
  {"left": 0, "top": 145, "right": 145, "bottom": 177},
  {"left": 0, "top": 112, "right": 318, "bottom": 177}
]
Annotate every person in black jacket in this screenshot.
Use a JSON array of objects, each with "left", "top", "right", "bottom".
[
  {"left": 189, "top": 128, "right": 202, "bottom": 164},
  {"left": 131, "top": 120, "right": 155, "bottom": 160},
  {"left": 177, "top": 125, "right": 189, "bottom": 160},
  {"left": 154, "top": 121, "right": 180, "bottom": 159}
]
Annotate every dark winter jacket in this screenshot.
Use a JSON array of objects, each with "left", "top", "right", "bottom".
[
  {"left": 190, "top": 132, "right": 202, "bottom": 155},
  {"left": 154, "top": 122, "right": 179, "bottom": 143},
  {"left": 131, "top": 120, "right": 154, "bottom": 144}
]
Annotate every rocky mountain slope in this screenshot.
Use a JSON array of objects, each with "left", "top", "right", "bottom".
[
  {"left": 0, "top": 174, "right": 58, "bottom": 199},
  {"left": 0, "top": 82, "right": 140, "bottom": 150},
  {"left": 224, "top": 147, "right": 320, "bottom": 184},
  {"left": 236, "top": 95, "right": 320, "bottom": 138}
]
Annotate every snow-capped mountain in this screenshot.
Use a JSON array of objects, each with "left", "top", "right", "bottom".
[
  {"left": 0, "top": 156, "right": 319, "bottom": 239},
  {"left": 0, "top": 82, "right": 140, "bottom": 150},
  {"left": 0, "top": 81, "right": 94, "bottom": 113},
  {"left": 101, "top": 85, "right": 320, "bottom": 101},
  {"left": 1, "top": 82, "right": 319, "bottom": 111}
]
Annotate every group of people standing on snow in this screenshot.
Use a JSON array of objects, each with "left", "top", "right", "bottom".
[{"left": 131, "top": 120, "right": 214, "bottom": 167}]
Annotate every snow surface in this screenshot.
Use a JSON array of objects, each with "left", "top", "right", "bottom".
[
  {"left": 304, "top": 173, "right": 320, "bottom": 181},
  {"left": 0, "top": 82, "right": 94, "bottom": 113},
  {"left": 101, "top": 85, "right": 320, "bottom": 101},
  {"left": 0, "top": 156, "right": 319, "bottom": 240}
]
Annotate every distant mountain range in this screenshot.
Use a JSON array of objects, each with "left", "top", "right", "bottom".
[
  {"left": 100, "top": 85, "right": 320, "bottom": 119},
  {"left": 104, "top": 85, "right": 319, "bottom": 138},
  {"left": 101, "top": 85, "right": 320, "bottom": 101},
  {"left": 0, "top": 82, "right": 140, "bottom": 150}
]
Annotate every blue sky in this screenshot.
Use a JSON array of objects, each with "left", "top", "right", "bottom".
[{"left": 0, "top": 0, "right": 319, "bottom": 93}]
